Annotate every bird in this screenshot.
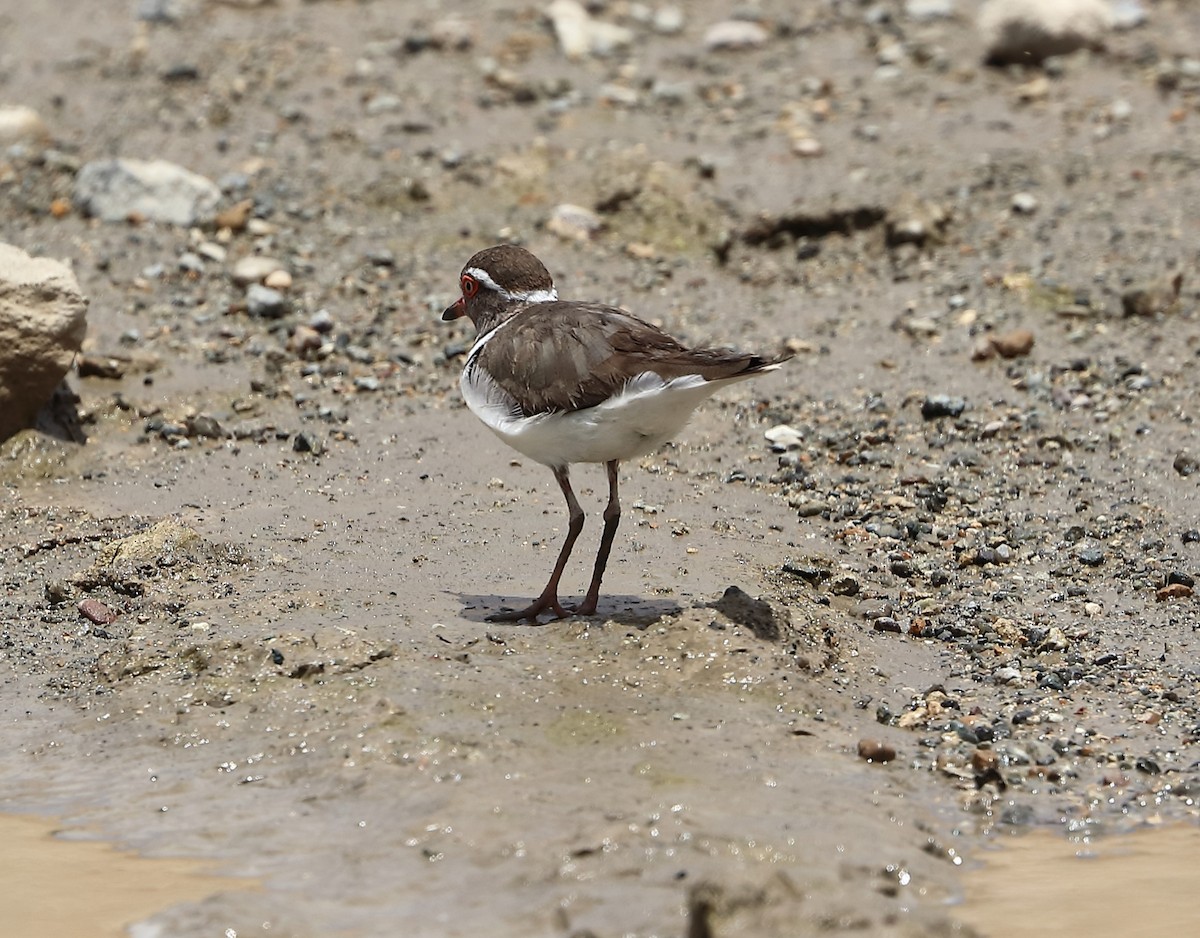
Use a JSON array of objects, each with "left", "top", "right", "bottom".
[{"left": 442, "top": 244, "right": 790, "bottom": 622}]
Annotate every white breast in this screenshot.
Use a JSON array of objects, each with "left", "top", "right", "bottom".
[{"left": 461, "top": 366, "right": 738, "bottom": 468}]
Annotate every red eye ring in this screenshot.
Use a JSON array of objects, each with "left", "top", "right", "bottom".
[{"left": 461, "top": 274, "right": 479, "bottom": 299}]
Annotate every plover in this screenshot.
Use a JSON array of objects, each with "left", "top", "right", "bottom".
[{"left": 443, "top": 244, "right": 789, "bottom": 621}]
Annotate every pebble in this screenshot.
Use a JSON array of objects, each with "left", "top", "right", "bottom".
[
  {"left": 1077, "top": 545, "right": 1106, "bottom": 566},
  {"left": 764, "top": 424, "right": 804, "bottom": 450},
  {"left": 905, "top": 0, "right": 956, "bottom": 21},
  {"left": 546, "top": 0, "right": 634, "bottom": 60},
  {"left": 546, "top": 203, "right": 603, "bottom": 242},
  {"left": 921, "top": 395, "right": 966, "bottom": 419},
  {"left": 79, "top": 598, "right": 119, "bottom": 625},
  {"left": 989, "top": 328, "right": 1035, "bottom": 359},
  {"left": 653, "top": 6, "right": 685, "bottom": 35},
  {"left": 857, "top": 738, "right": 897, "bottom": 763},
  {"left": 288, "top": 325, "right": 323, "bottom": 356},
  {"left": 1011, "top": 191, "right": 1039, "bottom": 214},
  {"left": 264, "top": 269, "right": 293, "bottom": 291},
  {"left": 979, "top": 0, "right": 1114, "bottom": 65},
  {"left": 704, "top": 20, "right": 769, "bottom": 51},
  {"left": 232, "top": 256, "right": 287, "bottom": 286},
  {"left": 74, "top": 158, "right": 222, "bottom": 226},
  {"left": 0, "top": 104, "right": 48, "bottom": 143},
  {"left": 309, "top": 309, "right": 335, "bottom": 333},
  {"left": 829, "top": 574, "right": 861, "bottom": 597},
  {"left": 245, "top": 284, "right": 289, "bottom": 318}
]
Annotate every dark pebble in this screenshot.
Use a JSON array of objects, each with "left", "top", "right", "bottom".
[
  {"left": 1077, "top": 546, "right": 1106, "bottom": 566},
  {"left": 1167, "top": 571, "right": 1195, "bottom": 588},
  {"left": 293, "top": 431, "right": 325, "bottom": 455},
  {"left": 1174, "top": 453, "right": 1199, "bottom": 477},
  {"left": 872, "top": 617, "right": 901, "bottom": 633},
  {"left": 921, "top": 395, "right": 966, "bottom": 419},
  {"left": 857, "top": 738, "right": 897, "bottom": 763},
  {"left": 1183, "top": 530, "right": 1200, "bottom": 544},
  {"left": 781, "top": 562, "right": 829, "bottom": 583}
]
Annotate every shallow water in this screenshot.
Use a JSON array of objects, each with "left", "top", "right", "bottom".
[
  {"left": 0, "top": 812, "right": 257, "bottom": 937},
  {"left": 957, "top": 824, "right": 1200, "bottom": 937}
]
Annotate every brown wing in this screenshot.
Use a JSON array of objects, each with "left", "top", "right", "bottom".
[{"left": 475, "top": 302, "right": 789, "bottom": 415}]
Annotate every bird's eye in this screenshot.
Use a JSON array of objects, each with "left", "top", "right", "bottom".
[{"left": 461, "top": 274, "right": 479, "bottom": 299}]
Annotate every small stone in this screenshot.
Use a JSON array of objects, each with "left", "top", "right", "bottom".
[
  {"left": 264, "top": 269, "right": 292, "bottom": 291},
  {"left": 245, "top": 284, "right": 289, "bottom": 318},
  {"left": 921, "top": 395, "right": 966, "bottom": 419},
  {"left": 764, "top": 424, "right": 804, "bottom": 450},
  {"left": 989, "top": 328, "right": 1035, "bottom": 358},
  {"left": 45, "top": 579, "right": 72, "bottom": 604},
  {"left": 872, "top": 617, "right": 902, "bottom": 633},
  {"left": 293, "top": 431, "right": 324, "bottom": 455},
  {"left": 214, "top": 199, "right": 255, "bottom": 232},
  {"left": 994, "top": 666, "right": 1023, "bottom": 685},
  {"left": 1173, "top": 453, "right": 1198, "bottom": 477},
  {"left": 546, "top": 0, "right": 634, "bottom": 59},
  {"left": 1011, "top": 191, "right": 1039, "bottom": 214},
  {"left": 979, "top": 0, "right": 1114, "bottom": 66},
  {"left": 829, "top": 574, "right": 861, "bottom": 596},
  {"left": 232, "top": 256, "right": 287, "bottom": 287},
  {"left": 79, "top": 598, "right": 118, "bottom": 625},
  {"left": 653, "top": 6, "right": 685, "bottom": 34},
  {"left": 0, "top": 105, "right": 48, "bottom": 144},
  {"left": 1077, "top": 545, "right": 1106, "bottom": 567},
  {"left": 704, "top": 20, "right": 769, "bottom": 51},
  {"left": 288, "top": 325, "right": 323, "bottom": 356},
  {"left": 905, "top": 0, "right": 956, "bottom": 21},
  {"left": 546, "top": 203, "right": 603, "bottom": 242},
  {"left": 1156, "top": 583, "right": 1193, "bottom": 601},
  {"left": 185, "top": 414, "right": 225, "bottom": 439},
  {"left": 857, "top": 738, "right": 897, "bottom": 763}
]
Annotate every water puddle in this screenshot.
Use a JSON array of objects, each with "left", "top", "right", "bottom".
[
  {"left": 957, "top": 824, "right": 1200, "bottom": 937},
  {"left": 0, "top": 812, "right": 257, "bottom": 937}
]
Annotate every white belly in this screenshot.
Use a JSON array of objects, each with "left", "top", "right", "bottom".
[{"left": 461, "top": 369, "right": 728, "bottom": 467}]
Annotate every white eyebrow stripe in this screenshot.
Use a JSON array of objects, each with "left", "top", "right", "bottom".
[{"left": 465, "top": 266, "right": 558, "bottom": 304}]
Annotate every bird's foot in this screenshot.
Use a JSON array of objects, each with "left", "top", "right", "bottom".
[{"left": 486, "top": 595, "right": 572, "bottom": 623}]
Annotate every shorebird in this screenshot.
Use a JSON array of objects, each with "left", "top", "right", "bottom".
[{"left": 443, "top": 244, "right": 789, "bottom": 621}]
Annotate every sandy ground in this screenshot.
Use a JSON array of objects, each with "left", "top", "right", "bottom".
[{"left": 2, "top": 1, "right": 1199, "bottom": 935}]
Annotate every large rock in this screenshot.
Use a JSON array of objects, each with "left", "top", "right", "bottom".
[
  {"left": 74, "top": 158, "right": 221, "bottom": 226},
  {"left": 979, "top": 0, "right": 1113, "bottom": 65},
  {"left": 0, "top": 243, "right": 88, "bottom": 442}
]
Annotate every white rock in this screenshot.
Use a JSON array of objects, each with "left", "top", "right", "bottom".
[
  {"left": 905, "top": 0, "right": 956, "bottom": 21},
  {"left": 546, "top": 0, "right": 634, "bottom": 60},
  {"left": 74, "top": 158, "right": 222, "bottom": 226},
  {"left": 979, "top": 0, "right": 1113, "bottom": 65},
  {"left": 0, "top": 105, "right": 48, "bottom": 144},
  {"left": 232, "top": 255, "right": 287, "bottom": 286},
  {"left": 765, "top": 424, "right": 804, "bottom": 450},
  {"left": 1011, "top": 191, "right": 1039, "bottom": 214},
  {"left": 0, "top": 243, "right": 88, "bottom": 441},
  {"left": 704, "top": 20, "right": 769, "bottom": 51},
  {"left": 546, "top": 203, "right": 603, "bottom": 241},
  {"left": 653, "top": 6, "right": 685, "bottom": 35}
]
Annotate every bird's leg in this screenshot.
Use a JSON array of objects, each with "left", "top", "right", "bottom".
[
  {"left": 488, "top": 465, "right": 584, "bottom": 622},
  {"left": 576, "top": 460, "right": 621, "bottom": 617}
]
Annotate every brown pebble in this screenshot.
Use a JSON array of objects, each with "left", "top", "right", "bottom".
[
  {"left": 79, "top": 598, "right": 118, "bottom": 625},
  {"left": 989, "top": 328, "right": 1035, "bottom": 359},
  {"left": 857, "top": 738, "right": 896, "bottom": 763},
  {"left": 214, "top": 198, "right": 254, "bottom": 232},
  {"left": 288, "top": 324, "right": 323, "bottom": 356},
  {"left": 49, "top": 197, "right": 71, "bottom": 218},
  {"left": 1156, "top": 583, "right": 1193, "bottom": 602}
]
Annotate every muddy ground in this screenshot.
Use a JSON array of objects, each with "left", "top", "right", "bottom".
[{"left": 2, "top": 1, "right": 1199, "bottom": 935}]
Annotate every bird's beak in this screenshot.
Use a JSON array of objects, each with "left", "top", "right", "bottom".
[{"left": 442, "top": 297, "right": 465, "bottom": 321}]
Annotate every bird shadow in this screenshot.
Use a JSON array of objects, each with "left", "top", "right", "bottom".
[{"left": 452, "top": 592, "right": 684, "bottom": 629}]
